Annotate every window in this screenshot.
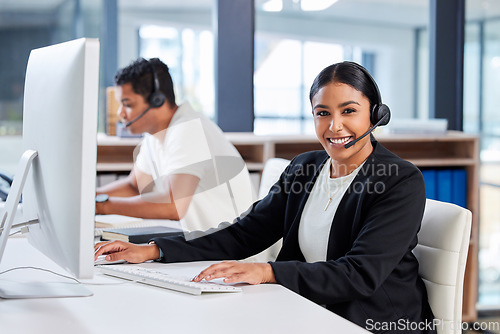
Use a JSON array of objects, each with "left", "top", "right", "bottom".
[
  {"left": 117, "top": 0, "right": 214, "bottom": 119},
  {"left": 139, "top": 25, "right": 215, "bottom": 119},
  {"left": 464, "top": 14, "right": 500, "bottom": 307},
  {"left": 0, "top": 0, "right": 102, "bottom": 173}
]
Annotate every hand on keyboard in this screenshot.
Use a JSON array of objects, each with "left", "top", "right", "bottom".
[
  {"left": 192, "top": 261, "right": 277, "bottom": 285},
  {"left": 96, "top": 265, "right": 242, "bottom": 295},
  {"left": 94, "top": 240, "right": 160, "bottom": 264}
]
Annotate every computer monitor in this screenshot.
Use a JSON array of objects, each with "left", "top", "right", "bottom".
[{"left": 0, "top": 38, "right": 99, "bottom": 298}]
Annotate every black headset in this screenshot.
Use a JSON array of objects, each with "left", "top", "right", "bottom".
[
  {"left": 147, "top": 59, "right": 167, "bottom": 108},
  {"left": 343, "top": 62, "right": 391, "bottom": 149},
  {"left": 348, "top": 61, "right": 391, "bottom": 127},
  {"left": 125, "top": 59, "right": 166, "bottom": 127}
]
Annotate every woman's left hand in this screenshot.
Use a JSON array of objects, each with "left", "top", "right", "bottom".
[{"left": 192, "top": 261, "right": 277, "bottom": 285}]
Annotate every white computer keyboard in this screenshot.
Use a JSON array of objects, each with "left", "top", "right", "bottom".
[
  {"left": 94, "top": 228, "right": 104, "bottom": 237},
  {"left": 96, "top": 265, "right": 242, "bottom": 295}
]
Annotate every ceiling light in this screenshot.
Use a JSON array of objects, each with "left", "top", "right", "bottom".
[
  {"left": 300, "top": 0, "right": 338, "bottom": 11},
  {"left": 262, "top": 0, "right": 283, "bottom": 12}
]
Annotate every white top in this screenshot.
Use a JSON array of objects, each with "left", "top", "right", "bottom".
[
  {"left": 298, "top": 159, "right": 364, "bottom": 263},
  {"left": 134, "top": 102, "right": 254, "bottom": 236}
]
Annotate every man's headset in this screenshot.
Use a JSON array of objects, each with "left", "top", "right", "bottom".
[
  {"left": 125, "top": 59, "right": 167, "bottom": 127},
  {"left": 343, "top": 62, "right": 391, "bottom": 149}
]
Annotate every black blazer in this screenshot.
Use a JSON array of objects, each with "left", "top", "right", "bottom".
[{"left": 153, "top": 140, "right": 436, "bottom": 334}]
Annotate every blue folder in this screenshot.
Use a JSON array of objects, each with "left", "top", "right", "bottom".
[
  {"left": 451, "top": 169, "right": 467, "bottom": 208},
  {"left": 421, "top": 169, "right": 437, "bottom": 200},
  {"left": 436, "top": 169, "right": 453, "bottom": 203}
]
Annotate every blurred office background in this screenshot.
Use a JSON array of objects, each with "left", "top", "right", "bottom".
[{"left": 0, "top": 0, "right": 499, "bottom": 311}]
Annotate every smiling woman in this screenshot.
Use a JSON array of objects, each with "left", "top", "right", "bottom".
[
  {"left": 95, "top": 62, "right": 437, "bottom": 334},
  {"left": 312, "top": 82, "right": 373, "bottom": 177},
  {"left": 310, "top": 62, "right": 391, "bottom": 177}
]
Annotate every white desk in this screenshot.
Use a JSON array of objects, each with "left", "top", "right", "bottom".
[{"left": 0, "top": 237, "right": 369, "bottom": 334}]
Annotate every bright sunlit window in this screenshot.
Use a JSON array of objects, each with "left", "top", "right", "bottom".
[
  {"left": 254, "top": 34, "right": 350, "bottom": 135},
  {"left": 139, "top": 25, "right": 215, "bottom": 120}
]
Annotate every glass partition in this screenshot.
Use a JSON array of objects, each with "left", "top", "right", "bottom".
[
  {"left": 468, "top": 16, "right": 500, "bottom": 309},
  {"left": 138, "top": 25, "right": 214, "bottom": 119},
  {"left": 0, "top": 0, "right": 102, "bottom": 173},
  {"left": 254, "top": 0, "right": 429, "bottom": 134},
  {"left": 118, "top": 0, "right": 214, "bottom": 119}
]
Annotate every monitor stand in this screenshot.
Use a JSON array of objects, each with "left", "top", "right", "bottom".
[
  {"left": 0, "top": 281, "right": 93, "bottom": 299},
  {"left": 0, "top": 150, "right": 93, "bottom": 299}
]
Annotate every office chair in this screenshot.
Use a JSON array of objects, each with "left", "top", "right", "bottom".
[
  {"left": 257, "top": 158, "right": 291, "bottom": 200},
  {"left": 243, "top": 158, "right": 290, "bottom": 263},
  {"left": 413, "top": 199, "right": 472, "bottom": 334}
]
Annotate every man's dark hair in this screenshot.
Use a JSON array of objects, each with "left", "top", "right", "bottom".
[{"left": 114, "top": 57, "right": 176, "bottom": 107}]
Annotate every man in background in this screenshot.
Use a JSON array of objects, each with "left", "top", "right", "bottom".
[{"left": 96, "top": 58, "right": 254, "bottom": 233}]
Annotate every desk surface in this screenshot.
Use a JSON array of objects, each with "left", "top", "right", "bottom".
[{"left": 0, "top": 237, "right": 369, "bottom": 334}]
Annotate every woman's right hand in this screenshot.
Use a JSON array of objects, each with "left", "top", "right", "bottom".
[{"left": 94, "top": 240, "right": 160, "bottom": 264}]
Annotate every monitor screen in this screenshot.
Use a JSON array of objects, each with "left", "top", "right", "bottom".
[{"left": 0, "top": 38, "right": 99, "bottom": 284}]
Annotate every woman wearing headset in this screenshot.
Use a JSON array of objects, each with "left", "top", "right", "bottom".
[{"left": 96, "top": 62, "right": 436, "bottom": 334}]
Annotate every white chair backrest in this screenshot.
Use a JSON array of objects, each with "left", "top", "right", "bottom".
[
  {"left": 245, "top": 158, "right": 290, "bottom": 263},
  {"left": 413, "top": 199, "right": 472, "bottom": 334},
  {"left": 258, "top": 158, "right": 290, "bottom": 200}
]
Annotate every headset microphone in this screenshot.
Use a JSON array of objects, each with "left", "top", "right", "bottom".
[
  {"left": 125, "top": 106, "right": 152, "bottom": 127},
  {"left": 344, "top": 112, "right": 389, "bottom": 149},
  {"left": 124, "top": 59, "right": 166, "bottom": 128}
]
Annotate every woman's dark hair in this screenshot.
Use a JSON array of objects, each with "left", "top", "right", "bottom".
[
  {"left": 114, "top": 57, "right": 176, "bottom": 107},
  {"left": 309, "top": 61, "right": 380, "bottom": 111}
]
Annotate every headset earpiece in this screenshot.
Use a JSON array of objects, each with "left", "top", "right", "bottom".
[
  {"left": 147, "top": 59, "right": 166, "bottom": 108},
  {"left": 371, "top": 103, "right": 391, "bottom": 126},
  {"left": 149, "top": 91, "right": 166, "bottom": 108}
]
